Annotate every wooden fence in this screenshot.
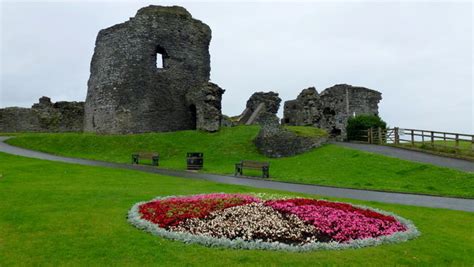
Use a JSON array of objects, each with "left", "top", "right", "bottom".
[{"left": 359, "top": 127, "right": 474, "bottom": 153}]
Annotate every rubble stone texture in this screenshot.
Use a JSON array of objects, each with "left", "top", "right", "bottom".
[
  {"left": 283, "top": 84, "right": 382, "bottom": 140},
  {"left": 0, "top": 97, "right": 84, "bottom": 132},
  {"left": 236, "top": 92, "right": 281, "bottom": 125},
  {"left": 185, "top": 82, "right": 224, "bottom": 132},
  {"left": 254, "top": 113, "right": 327, "bottom": 158},
  {"left": 84, "top": 5, "right": 223, "bottom": 133}
]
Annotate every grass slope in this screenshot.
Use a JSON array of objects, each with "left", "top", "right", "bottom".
[
  {"left": 398, "top": 140, "right": 474, "bottom": 160},
  {"left": 285, "top": 126, "right": 328, "bottom": 137},
  {"left": 5, "top": 126, "right": 474, "bottom": 198},
  {"left": 0, "top": 152, "right": 473, "bottom": 265}
]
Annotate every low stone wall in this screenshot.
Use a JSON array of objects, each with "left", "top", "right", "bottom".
[
  {"left": 254, "top": 115, "right": 327, "bottom": 158},
  {"left": 255, "top": 130, "right": 327, "bottom": 158},
  {"left": 0, "top": 97, "right": 84, "bottom": 133}
]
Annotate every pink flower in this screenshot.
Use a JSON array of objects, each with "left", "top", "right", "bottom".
[{"left": 265, "top": 199, "right": 406, "bottom": 242}]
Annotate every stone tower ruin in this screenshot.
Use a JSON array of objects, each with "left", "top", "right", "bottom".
[{"left": 84, "top": 5, "right": 223, "bottom": 134}]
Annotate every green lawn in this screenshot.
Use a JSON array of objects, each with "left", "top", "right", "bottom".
[
  {"left": 398, "top": 140, "right": 474, "bottom": 159},
  {"left": 0, "top": 152, "right": 473, "bottom": 265},
  {"left": 285, "top": 125, "right": 328, "bottom": 137},
  {"left": 5, "top": 126, "right": 474, "bottom": 198}
]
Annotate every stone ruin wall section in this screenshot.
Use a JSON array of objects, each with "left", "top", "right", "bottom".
[
  {"left": 0, "top": 97, "right": 84, "bottom": 133},
  {"left": 84, "top": 6, "right": 213, "bottom": 134},
  {"left": 282, "top": 84, "right": 382, "bottom": 139}
]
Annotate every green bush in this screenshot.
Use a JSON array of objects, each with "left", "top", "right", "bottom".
[{"left": 347, "top": 115, "right": 387, "bottom": 141}]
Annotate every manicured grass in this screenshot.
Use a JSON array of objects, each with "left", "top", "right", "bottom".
[
  {"left": 5, "top": 126, "right": 474, "bottom": 198},
  {"left": 284, "top": 126, "right": 328, "bottom": 138},
  {"left": 398, "top": 140, "right": 474, "bottom": 159},
  {"left": 0, "top": 152, "right": 473, "bottom": 265}
]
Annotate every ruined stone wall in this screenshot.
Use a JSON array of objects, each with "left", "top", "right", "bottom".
[
  {"left": 282, "top": 87, "right": 320, "bottom": 126},
  {"left": 282, "top": 84, "right": 382, "bottom": 139},
  {"left": 84, "top": 5, "right": 222, "bottom": 134},
  {"left": 236, "top": 91, "right": 281, "bottom": 125},
  {"left": 185, "top": 82, "right": 224, "bottom": 132},
  {"left": 0, "top": 97, "right": 84, "bottom": 132},
  {"left": 246, "top": 92, "right": 281, "bottom": 115},
  {"left": 254, "top": 113, "right": 327, "bottom": 158}
]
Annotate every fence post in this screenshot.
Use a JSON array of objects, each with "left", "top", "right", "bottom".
[
  {"left": 455, "top": 134, "right": 459, "bottom": 149},
  {"left": 430, "top": 131, "right": 434, "bottom": 147},
  {"left": 378, "top": 127, "right": 382, "bottom": 145},
  {"left": 411, "top": 130, "right": 414, "bottom": 146},
  {"left": 421, "top": 131, "right": 425, "bottom": 143},
  {"left": 394, "top": 127, "right": 399, "bottom": 145},
  {"left": 368, "top": 128, "right": 372, "bottom": 144},
  {"left": 472, "top": 135, "right": 474, "bottom": 151}
]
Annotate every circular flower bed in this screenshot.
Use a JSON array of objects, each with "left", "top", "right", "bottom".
[{"left": 128, "top": 193, "right": 419, "bottom": 252}]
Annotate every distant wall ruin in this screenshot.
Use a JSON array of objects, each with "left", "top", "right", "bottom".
[
  {"left": 0, "top": 97, "right": 84, "bottom": 133},
  {"left": 235, "top": 92, "right": 281, "bottom": 125},
  {"left": 282, "top": 84, "right": 382, "bottom": 139}
]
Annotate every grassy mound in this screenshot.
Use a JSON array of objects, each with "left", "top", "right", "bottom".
[
  {"left": 0, "top": 152, "right": 473, "bottom": 265},
  {"left": 284, "top": 126, "right": 328, "bottom": 138},
  {"left": 5, "top": 126, "right": 474, "bottom": 198}
]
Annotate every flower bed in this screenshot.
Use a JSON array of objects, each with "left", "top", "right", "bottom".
[
  {"left": 128, "top": 193, "right": 419, "bottom": 252},
  {"left": 139, "top": 193, "right": 259, "bottom": 227},
  {"left": 265, "top": 199, "right": 406, "bottom": 242}
]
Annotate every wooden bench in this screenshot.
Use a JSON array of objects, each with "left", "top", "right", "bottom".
[
  {"left": 235, "top": 160, "right": 270, "bottom": 178},
  {"left": 131, "top": 152, "right": 159, "bottom": 166}
]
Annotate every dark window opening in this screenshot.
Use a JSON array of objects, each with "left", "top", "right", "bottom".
[
  {"left": 189, "top": 104, "right": 197, "bottom": 130},
  {"left": 330, "top": 127, "right": 342, "bottom": 136},
  {"left": 323, "top": 107, "right": 336, "bottom": 115},
  {"left": 155, "top": 46, "right": 168, "bottom": 69}
]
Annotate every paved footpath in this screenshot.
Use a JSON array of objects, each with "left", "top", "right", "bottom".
[
  {"left": 1, "top": 137, "right": 473, "bottom": 212},
  {"left": 335, "top": 142, "right": 474, "bottom": 172}
]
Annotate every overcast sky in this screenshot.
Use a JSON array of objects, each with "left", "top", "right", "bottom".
[{"left": 1, "top": 1, "right": 472, "bottom": 133}]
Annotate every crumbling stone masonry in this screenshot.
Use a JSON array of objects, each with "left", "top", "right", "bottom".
[
  {"left": 235, "top": 92, "right": 281, "bottom": 125},
  {"left": 254, "top": 113, "right": 327, "bottom": 158},
  {"left": 84, "top": 5, "right": 223, "bottom": 134},
  {"left": 282, "top": 84, "right": 382, "bottom": 140},
  {"left": 0, "top": 96, "right": 84, "bottom": 132},
  {"left": 185, "top": 82, "right": 224, "bottom": 132}
]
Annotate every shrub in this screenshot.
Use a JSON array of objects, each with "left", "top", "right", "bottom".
[{"left": 346, "top": 115, "right": 387, "bottom": 141}]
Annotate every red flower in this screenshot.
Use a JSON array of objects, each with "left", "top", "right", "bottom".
[{"left": 139, "top": 193, "right": 259, "bottom": 228}]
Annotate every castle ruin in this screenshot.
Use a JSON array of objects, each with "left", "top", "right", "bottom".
[
  {"left": 0, "top": 5, "right": 382, "bottom": 141},
  {"left": 0, "top": 97, "right": 84, "bottom": 132},
  {"left": 234, "top": 92, "right": 281, "bottom": 125},
  {"left": 282, "top": 84, "right": 382, "bottom": 139},
  {"left": 84, "top": 6, "right": 223, "bottom": 134}
]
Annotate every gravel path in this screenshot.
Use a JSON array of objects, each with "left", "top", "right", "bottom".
[
  {"left": 335, "top": 142, "right": 474, "bottom": 172},
  {"left": 1, "top": 136, "right": 472, "bottom": 212}
]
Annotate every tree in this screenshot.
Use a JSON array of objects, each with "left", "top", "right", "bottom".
[{"left": 346, "top": 115, "right": 387, "bottom": 141}]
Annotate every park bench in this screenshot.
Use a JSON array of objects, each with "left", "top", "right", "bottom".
[
  {"left": 131, "top": 152, "right": 159, "bottom": 166},
  {"left": 235, "top": 160, "right": 270, "bottom": 178}
]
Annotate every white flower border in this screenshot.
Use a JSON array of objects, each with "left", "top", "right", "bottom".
[{"left": 127, "top": 193, "right": 420, "bottom": 252}]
